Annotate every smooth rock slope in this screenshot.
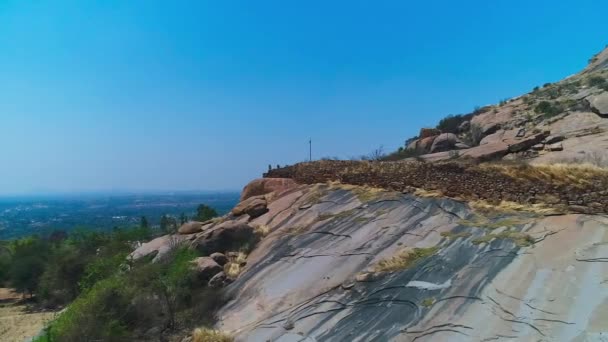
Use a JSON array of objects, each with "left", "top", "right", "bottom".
[{"left": 215, "top": 182, "right": 608, "bottom": 341}]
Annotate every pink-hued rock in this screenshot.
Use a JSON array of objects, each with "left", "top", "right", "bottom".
[
  {"left": 430, "top": 133, "right": 469, "bottom": 153},
  {"left": 417, "top": 135, "right": 438, "bottom": 152},
  {"left": 232, "top": 195, "right": 268, "bottom": 218},
  {"left": 191, "top": 221, "right": 255, "bottom": 255},
  {"left": 178, "top": 221, "right": 205, "bottom": 235},
  {"left": 129, "top": 235, "right": 185, "bottom": 262},
  {"left": 191, "top": 257, "right": 222, "bottom": 281},
  {"left": 419, "top": 128, "right": 441, "bottom": 139},
  {"left": 240, "top": 178, "right": 298, "bottom": 201}
]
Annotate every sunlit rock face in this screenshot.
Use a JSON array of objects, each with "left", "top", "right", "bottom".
[{"left": 215, "top": 183, "right": 608, "bottom": 341}]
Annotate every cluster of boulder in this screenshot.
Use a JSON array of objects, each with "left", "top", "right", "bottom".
[
  {"left": 406, "top": 128, "right": 470, "bottom": 154},
  {"left": 129, "top": 178, "right": 300, "bottom": 289}
]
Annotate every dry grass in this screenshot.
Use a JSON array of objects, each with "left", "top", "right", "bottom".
[
  {"left": 192, "top": 327, "right": 233, "bottom": 342},
  {"left": 471, "top": 231, "right": 535, "bottom": 247},
  {"left": 479, "top": 162, "right": 608, "bottom": 188},
  {"left": 223, "top": 252, "right": 248, "bottom": 278},
  {"left": 375, "top": 247, "right": 439, "bottom": 273},
  {"left": 469, "top": 199, "right": 563, "bottom": 215},
  {"left": 413, "top": 188, "right": 444, "bottom": 198},
  {"left": 440, "top": 231, "right": 472, "bottom": 240},
  {"left": 0, "top": 289, "right": 57, "bottom": 342},
  {"left": 458, "top": 215, "right": 529, "bottom": 230},
  {"left": 301, "top": 184, "right": 328, "bottom": 206},
  {"left": 329, "top": 183, "right": 392, "bottom": 203},
  {"left": 253, "top": 224, "right": 270, "bottom": 237}
]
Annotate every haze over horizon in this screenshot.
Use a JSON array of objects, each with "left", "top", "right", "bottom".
[{"left": 1, "top": 0, "right": 606, "bottom": 194}]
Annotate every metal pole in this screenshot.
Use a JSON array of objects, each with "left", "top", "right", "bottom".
[{"left": 309, "top": 139, "right": 312, "bottom": 162}]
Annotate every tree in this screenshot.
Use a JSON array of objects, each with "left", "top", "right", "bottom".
[
  {"left": 140, "top": 216, "right": 149, "bottom": 229},
  {"left": 159, "top": 214, "right": 170, "bottom": 233},
  {"left": 179, "top": 213, "right": 188, "bottom": 225},
  {"left": 8, "top": 237, "right": 49, "bottom": 296},
  {"left": 193, "top": 204, "right": 218, "bottom": 222}
]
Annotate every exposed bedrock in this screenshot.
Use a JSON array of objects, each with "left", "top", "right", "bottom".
[{"left": 213, "top": 184, "right": 608, "bottom": 341}]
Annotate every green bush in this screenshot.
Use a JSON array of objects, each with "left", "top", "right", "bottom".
[
  {"left": 588, "top": 75, "right": 607, "bottom": 87},
  {"left": 534, "top": 101, "right": 563, "bottom": 118},
  {"left": 436, "top": 114, "right": 471, "bottom": 134},
  {"left": 194, "top": 205, "right": 219, "bottom": 222}
]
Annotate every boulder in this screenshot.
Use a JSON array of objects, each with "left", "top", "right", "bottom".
[
  {"left": 505, "top": 133, "right": 547, "bottom": 153},
  {"left": 191, "top": 257, "right": 222, "bottom": 282},
  {"left": 461, "top": 142, "right": 510, "bottom": 161},
  {"left": 532, "top": 144, "right": 545, "bottom": 151},
  {"left": 208, "top": 271, "right": 227, "bottom": 288},
  {"left": 240, "top": 178, "right": 298, "bottom": 201},
  {"left": 418, "top": 136, "right": 437, "bottom": 152},
  {"left": 419, "top": 128, "right": 441, "bottom": 139},
  {"left": 548, "top": 142, "right": 564, "bottom": 151},
  {"left": 210, "top": 252, "right": 228, "bottom": 266},
  {"left": 430, "top": 133, "right": 467, "bottom": 153},
  {"left": 232, "top": 195, "right": 268, "bottom": 218},
  {"left": 191, "top": 221, "right": 255, "bottom": 255},
  {"left": 544, "top": 135, "right": 565, "bottom": 144},
  {"left": 178, "top": 221, "right": 205, "bottom": 235},
  {"left": 129, "top": 235, "right": 185, "bottom": 262},
  {"left": 586, "top": 92, "right": 608, "bottom": 117}
]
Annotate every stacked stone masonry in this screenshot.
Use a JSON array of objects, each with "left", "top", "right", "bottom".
[{"left": 264, "top": 160, "right": 608, "bottom": 214}]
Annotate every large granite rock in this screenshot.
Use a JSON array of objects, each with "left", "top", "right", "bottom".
[
  {"left": 191, "top": 257, "right": 222, "bottom": 282},
  {"left": 430, "top": 133, "right": 469, "bottom": 153},
  {"left": 191, "top": 221, "right": 255, "bottom": 255},
  {"left": 217, "top": 183, "right": 608, "bottom": 342},
  {"left": 586, "top": 92, "right": 608, "bottom": 117},
  {"left": 177, "top": 221, "right": 206, "bottom": 235},
  {"left": 232, "top": 195, "right": 268, "bottom": 218},
  {"left": 419, "top": 128, "right": 441, "bottom": 139},
  {"left": 240, "top": 178, "right": 298, "bottom": 201},
  {"left": 129, "top": 235, "right": 185, "bottom": 262}
]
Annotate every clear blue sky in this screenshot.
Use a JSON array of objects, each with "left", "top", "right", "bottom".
[{"left": 0, "top": 0, "right": 606, "bottom": 194}]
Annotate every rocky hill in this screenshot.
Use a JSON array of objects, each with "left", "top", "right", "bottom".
[
  {"left": 133, "top": 178, "right": 608, "bottom": 341},
  {"left": 130, "top": 48, "right": 608, "bottom": 342},
  {"left": 398, "top": 46, "right": 608, "bottom": 165}
]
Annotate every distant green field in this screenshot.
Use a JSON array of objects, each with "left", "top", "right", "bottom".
[{"left": 0, "top": 192, "right": 239, "bottom": 239}]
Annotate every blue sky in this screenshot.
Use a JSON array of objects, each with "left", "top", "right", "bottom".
[{"left": 0, "top": 0, "right": 606, "bottom": 194}]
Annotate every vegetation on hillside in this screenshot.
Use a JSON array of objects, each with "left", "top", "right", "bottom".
[{"left": 0, "top": 203, "right": 226, "bottom": 342}]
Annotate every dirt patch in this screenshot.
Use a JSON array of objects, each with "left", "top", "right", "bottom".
[{"left": 0, "top": 288, "right": 57, "bottom": 342}]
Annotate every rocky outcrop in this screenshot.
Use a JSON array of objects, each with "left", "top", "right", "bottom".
[
  {"left": 129, "top": 235, "right": 185, "bottom": 262},
  {"left": 419, "top": 128, "right": 441, "bottom": 139},
  {"left": 240, "top": 178, "right": 297, "bottom": 201},
  {"left": 587, "top": 92, "right": 608, "bottom": 117},
  {"left": 231, "top": 195, "right": 268, "bottom": 218},
  {"left": 177, "top": 221, "right": 206, "bottom": 235},
  {"left": 216, "top": 183, "right": 608, "bottom": 341},
  {"left": 191, "top": 257, "right": 222, "bottom": 281},
  {"left": 191, "top": 221, "right": 255, "bottom": 255},
  {"left": 429, "top": 133, "right": 469, "bottom": 153}
]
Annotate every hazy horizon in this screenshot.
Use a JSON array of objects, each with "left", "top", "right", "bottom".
[{"left": 1, "top": 0, "right": 607, "bottom": 194}]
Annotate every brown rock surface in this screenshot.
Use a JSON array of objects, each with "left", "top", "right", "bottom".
[
  {"left": 419, "top": 128, "right": 441, "bottom": 139},
  {"left": 177, "top": 221, "right": 205, "bottom": 235},
  {"left": 231, "top": 195, "right": 268, "bottom": 218},
  {"left": 191, "top": 221, "right": 255, "bottom": 255},
  {"left": 129, "top": 235, "right": 185, "bottom": 262},
  {"left": 216, "top": 184, "right": 608, "bottom": 341},
  {"left": 430, "top": 133, "right": 468, "bottom": 153},
  {"left": 191, "top": 257, "right": 222, "bottom": 281},
  {"left": 240, "top": 178, "right": 298, "bottom": 201}
]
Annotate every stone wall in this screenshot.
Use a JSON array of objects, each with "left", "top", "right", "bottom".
[{"left": 264, "top": 160, "right": 608, "bottom": 213}]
